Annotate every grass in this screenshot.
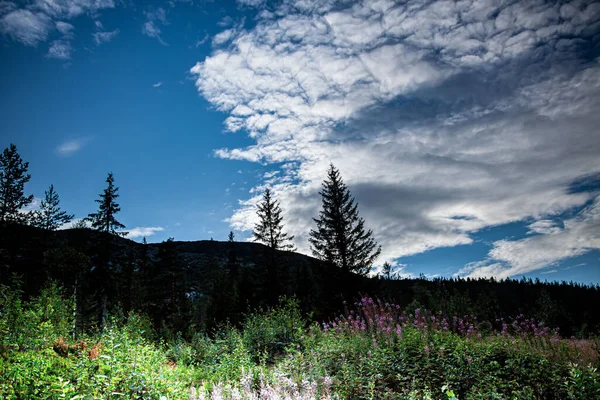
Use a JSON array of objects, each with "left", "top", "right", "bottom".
[{"left": 1, "top": 284, "right": 599, "bottom": 399}]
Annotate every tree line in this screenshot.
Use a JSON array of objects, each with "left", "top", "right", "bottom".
[
  {"left": 4, "top": 142, "right": 600, "bottom": 339},
  {"left": 1, "top": 143, "right": 382, "bottom": 275}
]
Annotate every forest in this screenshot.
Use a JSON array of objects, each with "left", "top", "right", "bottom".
[{"left": 1, "top": 143, "right": 600, "bottom": 399}]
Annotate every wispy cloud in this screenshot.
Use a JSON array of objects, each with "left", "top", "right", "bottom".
[
  {"left": 55, "top": 21, "right": 74, "bottom": 36},
  {"left": 153, "top": 81, "right": 163, "bottom": 88},
  {"left": 125, "top": 226, "right": 164, "bottom": 239},
  {"left": 0, "top": 0, "right": 115, "bottom": 50},
  {"left": 93, "top": 29, "right": 119, "bottom": 45},
  {"left": 47, "top": 39, "right": 72, "bottom": 59},
  {"left": 237, "top": 0, "right": 266, "bottom": 7},
  {"left": 142, "top": 7, "right": 168, "bottom": 45},
  {"left": 192, "top": 0, "right": 600, "bottom": 274},
  {"left": 463, "top": 195, "right": 600, "bottom": 279},
  {"left": 56, "top": 138, "right": 88, "bottom": 156},
  {"left": 540, "top": 269, "right": 558, "bottom": 275},
  {"left": 194, "top": 33, "right": 209, "bottom": 47},
  {"left": 0, "top": 9, "right": 52, "bottom": 46}
]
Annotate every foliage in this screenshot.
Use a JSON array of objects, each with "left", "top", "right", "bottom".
[
  {"left": 253, "top": 188, "right": 295, "bottom": 252},
  {"left": 31, "top": 184, "right": 74, "bottom": 230},
  {"left": 242, "top": 296, "right": 305, "bottom": 363},
  {"left": 87, "top": 172, "right": 126, "bottom": 236},
  {"left": 309, "top": 164, "right": 381, "bottom": 275},
  {"left": 2, "top": 289, "right": 600, "bottom": 400},
  {"left": 0, "top": 143, "right": 33, "bottom": 224}
]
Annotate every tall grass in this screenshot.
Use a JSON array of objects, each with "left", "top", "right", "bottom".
[{"left": 1, "top": 284, "right": 599, "bottom": 399}]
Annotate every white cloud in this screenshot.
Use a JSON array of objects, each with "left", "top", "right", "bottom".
[
  {"left": 192, "top": 0, "right": 600, "bottom": 271},
  {"left": 56, "top": 138, "right": 87, "bottom": 156},
  {"left": 0, "top": 0, "right": 115, "bottom": 52},
  {"left": 540, "top": 269, "right": 558, "bottom": 275},
  {"left": 93, "top": 28, "right": 119, "bottom": 45},
  {"left": 237, "top": 0, "right": 265, "bottom": 7},
  {"left": 142, "top": 7, "right": 168, "bottom": 45},
  {"left": 125, "top": 226, "right": 165, "bottom": 239},
  {"left": 0, "top": 9, "right": 52, "bottom": 46},
  {"left": 55, "top": 21, "right": 74, "bottom": 36},
  {"left": 33, "top": 0, "right": 115, "bottom": 19},
  {"left": 153, "top": 81, "right": 162, "bottom": 88},
  {"left": 47, "top": 39, "right": 72, "bottom": 59},
  {"left": 212, "top": 27, "right": 237, "bottom": 46},
  {"left": 527, "top": 220, "right": 562, "bottom": 235},
  {"left": 465, "top": 195, "right": 600, "bottom": 279}
]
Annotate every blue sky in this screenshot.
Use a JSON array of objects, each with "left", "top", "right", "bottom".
[{"left": 1, "top": 0, "right": 599, "bottom": 284}]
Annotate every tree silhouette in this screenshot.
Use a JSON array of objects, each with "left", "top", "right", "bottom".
[
  {"left": 253, "top": 188, "right": 295, "bottom": 252},
  {"left": 87, "top": 172, "right": 126, "bottom": 236},
  {"left": 309, "top": 164, "right": 381, "bottom": 275},
  {"left": 32, "top": 184, "right": 74, "bottom": 230},
  {"left": 0, "top": 144, "right": 33, "bottom": 224}
]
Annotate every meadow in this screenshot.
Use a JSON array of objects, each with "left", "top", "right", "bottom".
[{"left": 1, "top": 283, "right": 599, "bottom": 400}]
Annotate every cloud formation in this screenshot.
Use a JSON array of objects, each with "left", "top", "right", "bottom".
[
  {"left": 56, "top": 138, "right": 87, "bottom": 156},
  {"left": 0, "top": 0, "right": 115, "bottom": 55},
  {"left": 462, "top": 195, "right": 600, "bottom": 279},
  {"left": 46, "top": 39, "right": 71, "bottom": 59},
  {"left": 93, "top": 28, "right": 119, "bottom": 45},
  {"left": 192, "top": 0, "right": 600, "bottom": 277},
  {"left": 142, "top": 7, "right": 168, "bottom": 45},
  {"left": 125, "top": 226, "right": 165, "bottom": 239},
  {"left": 0, "top": 9, "right": 52, "bottom": 46}
]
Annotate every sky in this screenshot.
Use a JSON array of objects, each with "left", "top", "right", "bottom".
[{"left": 1, "top": 0, "right": 599, "bottom": 284}]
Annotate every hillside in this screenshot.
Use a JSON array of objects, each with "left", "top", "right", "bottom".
[{"left": 1, "top": 222, "right": 599, "bottom": 337}]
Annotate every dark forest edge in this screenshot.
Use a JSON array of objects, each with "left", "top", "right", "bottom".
[{"left": 2, "top": 222, "right": 600, "bottom": 340}]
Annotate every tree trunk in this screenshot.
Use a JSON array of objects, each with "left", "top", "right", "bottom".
[{"left": 72, "top": 278, "right": 78, "bottom": 340}]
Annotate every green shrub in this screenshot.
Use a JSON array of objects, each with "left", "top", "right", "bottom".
[
  {"left": 242, "top": 296, "right": 305, "bottom": 363},
  {"left": 565, "top": 363, "right": 600, "bottom": 399}
]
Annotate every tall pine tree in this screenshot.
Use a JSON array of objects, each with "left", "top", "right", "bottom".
[
  {"left": 33, "top": 184, "right": 74, "bottom": 230},
  {"left": 86, "top": 173, "right": 126, "bottom": 332},
  {"left": 0, "top": 144, "right": 34, "bottom": 223},
  {"left": 253, "top": 188, "right": 295, "bottom": 251},
  {"left": 309, "top": 164, "right": 381, "bottom": 275},
  {"left": 87, "top": 172, "right": 126, "bottom": 236},
  {"left": 253, "top": 188, "right": 295, "bottom": 304}
]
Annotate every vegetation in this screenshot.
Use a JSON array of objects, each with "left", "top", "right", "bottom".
[
  {"left": 253, "top": 188, "right": 296, "bottom": 252},
  {"left": 309, "top": 164, "right": 381, "bottom": 276},
  {"left": 1, "top": 286, "right": 598, "bottom": 399},
  {"left": 87, "top": 172, "right": 126, "bottom": 236},
  {"left": 1, "top": 144, "right": 600, "bottom": 398},
  {"left": 0, "top": 143, "right": 33, "bottom": 224},
  {"left": 31, "top": 184, "right": 74, "bottom": 230}
]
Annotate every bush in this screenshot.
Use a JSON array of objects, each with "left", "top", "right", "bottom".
[{"left": 242, "top": 296, "right": 305, "bottom": 363}]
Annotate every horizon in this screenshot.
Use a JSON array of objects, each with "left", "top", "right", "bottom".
[{"left": 1, "top": 0, "right": 599, "bottom": 285}]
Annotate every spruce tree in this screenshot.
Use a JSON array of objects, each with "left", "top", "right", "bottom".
[
  {"left": 309, "top": 164, "right": 381, "bottom": 275},
  {"left": 87, "top": 172, "right": 126, "bottom": 236},
  {"left": 253, "top": 188, "right": 295, "bottom": 251},
  {"left": 33, "top": 184, "right": 74, "bottom": 230},
  {"left": 0, "top": 143, "right": 34, "bottom": 223}
]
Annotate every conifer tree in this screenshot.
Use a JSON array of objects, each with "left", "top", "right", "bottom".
[
  {"left": 253, "top": 188, "right": 295, "bottom": 251},
  {"left": 87, "top": 172, "right": 126, "bottom": 236},
  {"left": 309, "top": 164, "right": 381, "bottom": 275},
  {"left": 33, "top": 184, "right": 74, "bottom": 230},
  {"left": 0, "top": 143, "right": 34, "bottom": 223}
]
